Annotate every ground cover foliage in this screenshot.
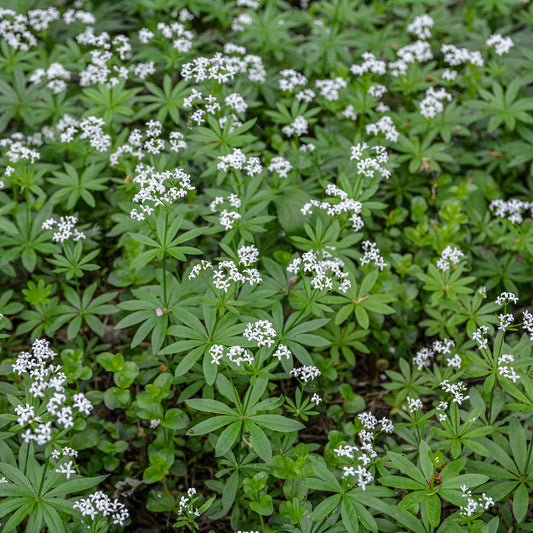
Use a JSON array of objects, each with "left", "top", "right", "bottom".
[{"left": 1, "top": 0, "right": 533, "bottom": 531}]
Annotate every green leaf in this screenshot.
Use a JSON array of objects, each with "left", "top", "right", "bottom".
[
  {"left": 513, "top": 483, "right": 529, "bottom": 523},
  {"left": 215, "top": 421, "right": 242, "bottom": 457},
  {"left": 426, "top": 494, "right": 441, "bottom": 527},
  {"left": 250, "top": 414, "right": 304, "bottom": 432}
]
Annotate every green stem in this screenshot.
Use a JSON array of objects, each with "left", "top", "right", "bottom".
[{"left": 163, "top": 209, "right": 169, "bottom": 309}]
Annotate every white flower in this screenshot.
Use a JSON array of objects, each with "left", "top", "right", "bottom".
[
  {"left": 290, "top": 365, "right": 321, "bottom": 383},
  {"left": 273, "top": 344, "right": 291, "bottom": 360},
  {"left": 311, "top": 393, "right": 322, "bottom": 405},
  {"left": 436, "top": 245, "right": 464, "bottom": 271},
  {"left": 486, "top": 34, "right": 514, "bottom": 55},
  {"left": 243, "top": 320, "right": 277, "bottom": 347},
  {"left": 56, "top": 460, "right": 76, "bottom": 480},
  {"left": 406, "top": 396, "right": 423, "bottom": 413}
]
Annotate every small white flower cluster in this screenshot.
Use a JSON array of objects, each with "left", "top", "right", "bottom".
[
  {"left": 290, "top": 365, "right": 321, "bottom": 383},
  {"left": 498, "top": 313, "right": 514, "bottom": 331},
  {"left": 28, "top": 62, "right": 71, "bottom": 94},
  {"left": 441, "top": 379, "right": 469, "bottom": 405},
  {"left": 367, "top": 84, "right": 387, "bottom": 99},
  {"left": 51, "top": 446, "right": 78, "bottom": 460},
  {"left": 279, "top": 69, "right": 307, "bottom": 91},
  {"left": 140, "top": 21, "right": 194, "bottom": 52},
  {"left": 225, "top": 92, "right": 248, "bottom": 113},
  {"left": 287, "top": 249, "right": 351, "bottom": 293},
  {"left": 73, "top": 491, "right": 130, "bottom": 527},
  {"left": 210, "top": 344, "right": 254, "bottom": 367},
  {"left": 282, "top": 115, "right": 309, "bottom": 137},
  {"left": 350, "top": 52, "right": 387, "bottom": 76},
  {"left": 360, "top": 241, "right": 387, "bottom": 271},
  {"left": 2, "top": 140, "right": 41, "bottom": 165},
  {"left": 42, "top": 216, "right": 86, "bottom": 243},
  {"left": 407, "top": 14, "right": 434, "bottom": 40},
  {"left": 130, "top": 164, "right": 194, "bottom": 221},
  {"left": 181, "top": 52, "right": 266, "bottom": 84},
  {"left": 273, "top": 344, "right": 292, "bottom": 361},
  {"left": 522, "top": 310, "right": 533, "bottom": 341},
  {"left": 342, "top": 104, "right": 358, "bottom": 120},
  {"left": 295, "top": 88, "right": 316, "bottom": 102},
  {"left": 436, "top": 245, "right": 464, "bottom": 271},
  {"left": 350, "top": 143, "right": 391, "bottom": 179},
  {"left": 315, "top": 77, "right": 347, "bottom": 101},
  {"left": 394, "top": 41, "right": 433, "bottom": 74},
  {"left": 75, "top": 31, "right": 155, "bottom": 88},
  {"left": 311, "top": 393, "right": 322, "bottom": 405},
  {"left": 459, "top": 485, "right": 494, "bottom": 517},
  {"left": 335, "top": 413, "right": 393, "bottom": 491},
  {"left": 57, "top": 115, "right": 111, "bottom": 152},
  {"left": 441, "top": 68, "right": 458, "bottom": 81},
  {"left": 217, "top": 148, "right": 262, "bottom": 176},
  {"left": 406, "top": 396, "right": 423, "bottom": 413},
  {"left": 365, "top": 116, "right": 399, "bottom": 143},
  {"left": 441, "top": 44, "right": 484, "bottom": 67},
  {"left": 177, "top": 488, "right": 200, "bottom": 519},
  {"left": 232, "top": 13, "right": 253, "bottom": 32},
  {"left": 209, "top": 193, "right": 242, "bottom": 230},
  {"left": 188, "top": 246, "right": 262, "bottom": 292},
  {"left": 420, "top": 86, "right": 453, "bottom": 119},
  {"left": 110, "top": 122, "right": 188, "bottom": 166},
  {"left": 413, "top": 338, "right": 459, "bottom": 370},
  {"left": 0, "top": 7, "right": 94, "bottom": 51},
  {"left": 301, "top": 183, "right": 364, "bottom": 232},
  {"left": 473, "top": 325, "right": 490, "bottom": 350},
  {"left": 268, "top": 156, "right": 292, "bottom": 178},
  {"left": 12, "top": 339, "right": 93, "bottom": 444},
  {"left": 489, "top": 198, "right": 532, "bottom": 224},
  {"left": 243, "top": 320, "right": 277, "bottom": 348},
  {"left": 498, "top": 354, "right": 520, "bottom": 383},
  {"left": 486, "top": 34, "right": 514, "bottom": 56},
  {"left": 55, "top": 459, "right": 77, "bottom": 480},
  {"left": 436, "top": 401, "right": 449, "bottom": 422}
]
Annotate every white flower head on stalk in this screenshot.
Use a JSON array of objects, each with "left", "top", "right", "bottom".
[
  {"left": 217, "top": 148, "right": 262, "bottom": 177},
  {"left": 472, "top": 325, "right": 489, "bottom": 350},
  {"left": 287, "top": 249, "right": 351, "bottom": 293},
  {"left": 489, "top": 199, "right": 532, "bottom": 224},
  {"left": 130, "top": 164, "right": 194, "bottom": 221},
  {"left": 406, "top": 396, "right": 423, "bottom": 413},
  {"left": 486, "top": 34, "right": 514, "bottom": 55},
  {"left": 42, "top": 216, "right": 86, "bottom": 243},
  {"left": 441, "top": 380, "right": 469, "bottom": 405},
  {"left": 282, "top": 116, "right": 308, "bottom": 137},
  {"left": 209, "top": 193, "right": 241, "bottom": 231},
  {"left": 290, "top": 365, "right": 321, "bottom": 383},
  {"left": 407, "top": 14, "right": 434, "bottom": 40},
  {"left": 301, "top": 183, "right": 363, "bottom": 232},
  {"left": 436, "top": 245, "right": 464, "bottom": 271},
  {"left": 11, "top": 339, "right": 93, "bottom": 445},
  {"left": 365, "top": 116, "right": 399, "bottom": 143},
  {"left": 273, "top": 344, "right": 291, "bottom": 361},
  {"left": 441, "top": 44, "right": 484, "bottom": 67},
  {"left": 268, "top": 156, "right": 292, "bottom": 178},
  {"left": 350, "top": 51, "right": 386, "bottom": 76},
  {"left": 459, "top": 486, "right": 494, "bottom": 517},
  {"left": 74, "top": 491, "right": 129, "bottom": 527},
  {"left": 243, "top": 320, "right": 277, "bottom": 347},
  {"left": 360, "top": 241, "right": 387, "bottom": 271},
  {"left": 350, "top": 143, "right": 390, "bottom": 179},
  {"left": 315, "top": 77, "right": 347, "bottom": 101},
  {"left": 279, "top": 69, "right": 307, "bottom": 92},
  {"left": 420, "top": 87, "right": 453, "bottom": 119},
  {"left": 498, "top": 354, "right": 520, "bottom": 383},
  {"left": 522, "top": 310, "right": 533, "bottom": 341}
]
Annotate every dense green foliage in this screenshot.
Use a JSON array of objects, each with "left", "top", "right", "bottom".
[{"left": 1, "top": 0, "right": 533, "bottom": 532}]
